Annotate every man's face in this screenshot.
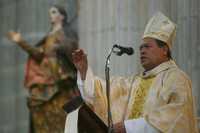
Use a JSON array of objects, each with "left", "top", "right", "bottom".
[
  {"left": 49, "top": 7, "right": 64, "bottom": 25},
  {"left": 140, "top": 38, "right": 168, "bottom": 71}
]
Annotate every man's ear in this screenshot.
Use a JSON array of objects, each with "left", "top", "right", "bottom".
[{"left": 163, "top": 45, "right": 169, "bottom": 56}]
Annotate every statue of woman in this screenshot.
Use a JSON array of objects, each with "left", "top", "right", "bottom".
[{"left": 7, "top": 5, "right": 78, "bottom": 133}]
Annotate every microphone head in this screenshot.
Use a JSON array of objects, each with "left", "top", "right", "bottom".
[
  {"left": 113, "top": 44, "right": 134, "bottom": 56},
  {"left": 127, "top": 47, "right": 134, "bottom": 55}
]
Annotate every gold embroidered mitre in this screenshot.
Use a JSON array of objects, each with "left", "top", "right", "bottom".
[{"left": 143, "top": 12, "right": 176, "bottom": 49}]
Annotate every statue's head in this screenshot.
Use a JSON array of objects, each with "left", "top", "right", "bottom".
[{"left": 49, "top": 5, "right": 68, "bottom": 26}]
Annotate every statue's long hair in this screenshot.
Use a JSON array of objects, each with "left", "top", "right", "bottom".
[{"left": 52, "top": 5, "right": 78, "bottom": 41}]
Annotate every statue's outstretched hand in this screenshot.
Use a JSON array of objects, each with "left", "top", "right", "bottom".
[{"left": 7, "top": 31, "right": 22, "bottom": 43}]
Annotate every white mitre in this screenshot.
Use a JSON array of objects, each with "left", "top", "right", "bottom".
[{"left": 143, "top": 12, "right": 176, "bottom": 49}]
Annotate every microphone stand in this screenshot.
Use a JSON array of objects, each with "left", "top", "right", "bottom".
[
  {"left": 105, "top": 44, "right": 133, "bottom": 133},
  {"left": 105, "top": 46, "right": 116, "bottom": 133}
]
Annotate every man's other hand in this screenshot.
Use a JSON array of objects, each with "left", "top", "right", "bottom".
[{"left": 72, "top": 49, "right": 88, "bottom": 80}]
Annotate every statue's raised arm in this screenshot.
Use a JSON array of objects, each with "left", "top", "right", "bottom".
[{"left": 7, "top": 31, "right": 43, "bottom": 61}]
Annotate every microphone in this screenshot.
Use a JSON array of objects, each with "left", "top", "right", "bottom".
[{"left": 113, "top": 44, "right": 134, "bottom": 56}]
